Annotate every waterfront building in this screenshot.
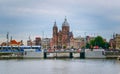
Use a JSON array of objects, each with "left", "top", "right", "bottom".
[
  {"left": 27, "top": 37, "right": 41, "bottom": 46},
  {"left": 86, "top": 36, "right": 95, "bottom": 43},
  {"left": 109, "top": 39, "right": 116, "bottom": 49},
  {"left": 27, "top": 40, "right": 32, "bottom": 46},
  {"left": 109, "top": 33, "right": 120, "bottom": 49},
  {"left": 41, "top": 38, "right": 51, "bottom": 49},
  {"left": 114, "top": 34, "right": 120, "bottom": 49},
  {"left": 73, "top": 36, "right": 95, "bottom": 49},
  {"left": 73, "top": 37, "right": 81, "bottom": 49},
  {"left": 35, "top": 37, "right": 41, "bottom": 46},
  {"left": 52, "top": 17, "right": 74, "bottom": 49}
]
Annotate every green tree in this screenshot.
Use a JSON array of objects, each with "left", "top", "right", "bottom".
[
  {"left": 104, "top": 42, "right": 110, "bottom": 49},
  {"left": 90, "top": 40, "right": 95, "bottom": 47},
  {"left": 94, "top": 36, "right": 104, "bottom": 47},
  {"left": 63, "top": 45, "right": 66, "bottom": 49},
  {"left": 90, "top": 36, "right": 105, "bottom": 49},
  {"left": 86, "top": 43, "right": 90, "bottom": 49}
]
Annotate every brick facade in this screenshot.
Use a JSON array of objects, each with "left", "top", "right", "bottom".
[{"left": 52, "top": 18, "right": 73, "bottom": 49}]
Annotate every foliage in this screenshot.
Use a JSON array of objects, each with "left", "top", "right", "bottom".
[
  {"left": 71, "top": 46, "right": 74, "bottom": 49},
  {"left": 86, "top": 43, "right": 90, "bottom": 49},
  {"left": 63, "top": 45, "right": 66, "bottom": 49},
  {"left": 94, "top": 36, "right": 104, "bottom": 47},
  {"left": 89, "top": 36, "right": 110, "bottom": 49},
  {"left": 104, "top": 42, "right": 110, "bottom": 49}
]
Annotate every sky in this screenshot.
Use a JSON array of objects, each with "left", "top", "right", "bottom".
[{"left": 0, "top": 0, "right": 120, "bottom": 44}]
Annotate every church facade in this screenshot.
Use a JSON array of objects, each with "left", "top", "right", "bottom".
[{"left": 52, "top": 18, "right": 74, "bottom": 49}]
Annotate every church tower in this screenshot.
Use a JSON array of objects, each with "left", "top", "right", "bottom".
[
  {"left": 62, "top": 17, "right": 70, "bottom": 47},
  {"left": 52, "top": 17, "right": 73, "bottom": 49},
  {"left": 53, "top": 21, "right": 58, "bottom": 48}
]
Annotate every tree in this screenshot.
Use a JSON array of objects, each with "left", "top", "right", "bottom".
[
  {"left": 96, "top": 36, "right": 104, "bottom": 47},
  {"left": 63, "top": 45, "right": 66, "bottom": 49},
  {"left": 90, "top": 36, "right": 105, "bottom": 49},
  {"left": 90, "top": 40, "right": 95, "bottom": 47},
  {"left": 86, "top": 43, "right": 90, "bottom": 49},
  {"left": 103, "top": 42, "right": 110, "bottom": 49}
]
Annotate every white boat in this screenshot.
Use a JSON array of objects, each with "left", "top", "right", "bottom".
[
  {"left": 85, "top": 49, "right": 106, "bottom": 59},
  {"left": 0, "top": 46, "right": 44, "bottom": 59}
]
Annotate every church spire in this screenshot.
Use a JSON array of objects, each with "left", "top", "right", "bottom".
[
  {"left": 65, "top": 16, "right": 67, "bottom": 21},
  {"left": 53, "top": 20, "right": 57, "bottom": 27},
  {"left": 53, "top": 20, "right": 58, "bottom": 34}
]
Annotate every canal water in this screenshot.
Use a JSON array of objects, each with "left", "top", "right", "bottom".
[{"left": 0, "top": 59, "right": 120, "bottom": 74}]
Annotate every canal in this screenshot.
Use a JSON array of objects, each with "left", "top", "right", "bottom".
[{"left": 0, "top": 59, "right": 120, "bottom": 74}]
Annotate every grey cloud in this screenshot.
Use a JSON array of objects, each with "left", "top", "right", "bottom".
[{"left": 0, "top": 0, "right": 120, "bottom": 42}]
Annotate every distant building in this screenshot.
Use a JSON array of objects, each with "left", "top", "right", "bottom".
[
  {"left": 114, "top": 34, "right": 120, "bottom": 49},
  {"left": 27, "top": 37, "right": 41, "bottom": 46},
  {"left": 35, "top": 37, "right": 41, "bottom": 46},
  {"left": 41, "top": 38, "right": 51, "bottom": 49},
  {"left": 73, "top": 36, "right": 95, "bottom": 49},
  {"left": 27, "top": 40, "right": 32, "bottom": 46},
  {"left": 86, "top": 36, "right": 95, "bottom": 43},
  {"left": 73, "top": 37, "right": 81, "bottom": 49},
  {"left": 109, "top": 39, "right": 115, "bottom": 49},
  {"left": 52, "top": 17, "right": 74, "bottom": 49}
]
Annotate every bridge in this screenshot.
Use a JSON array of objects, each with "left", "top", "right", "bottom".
[
  {"left": 43, "top": 49, "right": 120, "bottom": 59},
  {"left": 43, "top": 49, "right": 85, "bottom": 59}
]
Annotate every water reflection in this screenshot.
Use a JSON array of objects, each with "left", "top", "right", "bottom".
[{"left": 0, "top": 59, "right": 120, "bottom": 74}]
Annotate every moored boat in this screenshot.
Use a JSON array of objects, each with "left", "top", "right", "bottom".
[{"left": 0, "top": 46, "right": 43, "bottom": 59}]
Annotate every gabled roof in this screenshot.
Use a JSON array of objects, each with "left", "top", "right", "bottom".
[{"left": 10, "top": 40, "right": 18, "bottom": 44}]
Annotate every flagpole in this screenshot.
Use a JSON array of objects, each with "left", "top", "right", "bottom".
[{"left": 7, "top": 32, "right": 9, "bottom": 46}]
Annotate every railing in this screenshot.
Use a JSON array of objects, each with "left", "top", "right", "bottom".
[
  {"left": 44, "top": 49, "right": 81, "bottom": 53},
  {"left": 104, "top": 51, "right": 120, "bottom": 56}
]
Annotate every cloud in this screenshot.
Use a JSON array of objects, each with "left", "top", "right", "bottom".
[{"left": 0, "top": 0, "right": 120, "bottom": 43}]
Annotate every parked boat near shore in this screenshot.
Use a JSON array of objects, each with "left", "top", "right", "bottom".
[{"left": 0, "top": 46, "right": 43, "bottom": 59}]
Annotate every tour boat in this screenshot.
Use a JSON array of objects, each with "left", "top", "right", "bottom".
[{"left": 0, "top": 46, "right": 43, "bottom": 58}]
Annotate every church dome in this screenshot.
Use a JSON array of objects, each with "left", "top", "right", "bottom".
[{"left": 62, "top": 17, "right": 69, "bottom": 26}]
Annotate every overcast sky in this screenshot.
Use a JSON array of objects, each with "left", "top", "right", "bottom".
[{"left": 0, "top": 0, "right": 120, "bottom": 43}]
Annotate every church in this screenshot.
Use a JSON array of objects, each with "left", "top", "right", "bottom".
[{"left": 52, "top": 17, "right": 74, "bottom": 49}]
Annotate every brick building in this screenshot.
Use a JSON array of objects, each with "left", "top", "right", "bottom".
[{"left": 52, "top": 18, "right": 73, "bottom": 49}]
